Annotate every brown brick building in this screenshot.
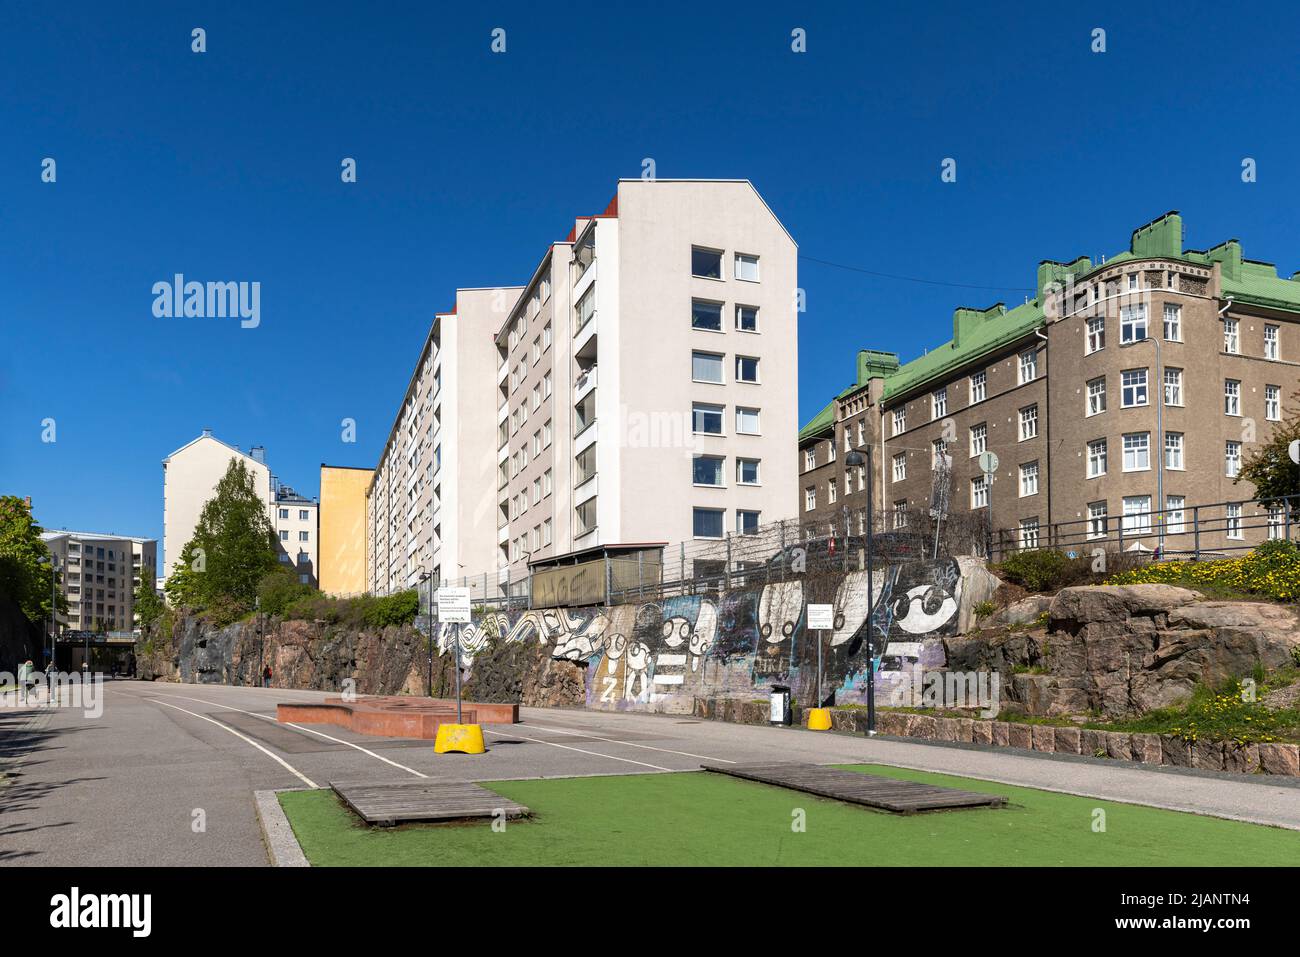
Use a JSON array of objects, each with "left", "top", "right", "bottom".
[{"left": 800, "top": 212, "right": 1300, "bottom": 556}]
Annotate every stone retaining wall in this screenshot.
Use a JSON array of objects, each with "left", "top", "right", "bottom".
[{"left": 697, "top": 698, "right": 1300, "bottom": 777}]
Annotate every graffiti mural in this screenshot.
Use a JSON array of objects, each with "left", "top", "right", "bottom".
[{"left": 427, "top": 557, "right": 991, "bottom": 714}]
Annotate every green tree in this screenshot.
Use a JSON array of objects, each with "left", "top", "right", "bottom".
[
  {"left": 164, "top": 459, "right": 278, "bottom": 611},
  {"left": 133, "top": 563, "right": 164, "bottom": 628},
  {"left": 0, "top": 494, "right": 64, "bottom": 624},
  {"left": 1239, "top": 387, "right": 1300, "bottom": 501}
]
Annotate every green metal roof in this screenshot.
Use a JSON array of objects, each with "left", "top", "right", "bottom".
[{"left": 799, "top": 212, "right": 1300, "bottom": 424}]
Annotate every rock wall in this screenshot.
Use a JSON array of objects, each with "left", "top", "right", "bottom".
[{"left": 945, "top": 584, "right": 1300, "bottom": 719}]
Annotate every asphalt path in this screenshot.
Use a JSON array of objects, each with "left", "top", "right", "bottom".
[{"left": 2, "top": 679, "right": 1297, "bottom": 865}]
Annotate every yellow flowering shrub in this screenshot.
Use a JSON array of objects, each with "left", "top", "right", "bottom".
[{"left": 1105, "top": 540, "right": 1300, "bottom": 602}]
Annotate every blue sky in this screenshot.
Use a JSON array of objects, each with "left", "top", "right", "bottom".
[{"left": 4, "top": 1, "right": 1300, "bottom": 558}]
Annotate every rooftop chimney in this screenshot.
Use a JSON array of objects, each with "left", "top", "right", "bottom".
[
  {"left": 250, "top": 446, "right": 266, "bottom": 465},
  {"left": 201, "top": 428, "right": 213, "bottom": 437}
]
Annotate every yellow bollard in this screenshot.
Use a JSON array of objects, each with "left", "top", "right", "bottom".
[
  {"left": 434, "top": 723, "right": 486, "bottom": 754},
  {"left": 807, "top": 707, "right": 832, "bottom": 731}
]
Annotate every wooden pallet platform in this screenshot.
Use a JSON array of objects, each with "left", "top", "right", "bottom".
[
  {"left": 332, "top": 779, "right": 531, "bottom": 827},
  {"left": 700, "top": 762, "right": 1006, "bottom": 814}
]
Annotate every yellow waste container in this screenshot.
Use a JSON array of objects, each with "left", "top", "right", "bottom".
[
  {"left": 434, "top": 723, "right": 486, "bottom": 754},
  {"left": 807, "top": 707, "right": 833, "bottom": 731}
]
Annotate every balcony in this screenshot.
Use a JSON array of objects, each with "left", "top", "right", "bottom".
[{"left": 574, "top": 365, "right": 597, "bottom": 403}]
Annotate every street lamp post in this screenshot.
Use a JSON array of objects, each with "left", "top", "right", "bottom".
[
  {"left": 39, "top": 554, "right": 58, "bottom": 672},
  {"left": 844, "top": 447, "right": 875, "bottom": 736},
  {"left": 1121, "top": 335, "right": 1164, "bottom": 554}
]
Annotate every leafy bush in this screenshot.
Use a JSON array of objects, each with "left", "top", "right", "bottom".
[
  {"left": 274, "top": 588, "right": 420, "bottom": 629},
  {"left": 257, "top": 566, "right": 314, "bottom": 617},
  {"left": 996, "top": 549, "right": 1071, "bottom": 592},
  {"left": 973, "top": 600, "right": 996, "bottom": 620},
  {"left": 1106, "top": 539, "right": 1300, "bottom": 602}
]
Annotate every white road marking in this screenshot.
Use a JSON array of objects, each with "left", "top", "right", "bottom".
[
  {"left": 482, "top": 728, "right": 672, "bottom": 772},
  {"left": 520, "top": 721, "right": 737, "bottom": 764},
  {"left": 115, "top": 686, "right": 430, "bottom": 779},
  {"left": 146, "top": 697, "right": 318, "bottom": 789}
]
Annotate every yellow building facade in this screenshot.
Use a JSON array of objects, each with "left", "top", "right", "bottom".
[{"left": 319, "top": 464, "right": 372, "bottom": 594}]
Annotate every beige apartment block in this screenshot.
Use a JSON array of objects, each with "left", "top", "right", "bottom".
[
  {"left": 40, "top": 530, "right": 156, "bottom": 634},
  {"left": 162, "top": 431, "right": 319, "bottom": 585},
  {"left": 366, "top": 287, "right": 516, "bottom": 596},
  {"left": 801, "top": 212, "right": 1300, "bottom": 556},
  {"left": 319, "top": 464, "right": 372, "bottom": 594},
  {"left": 494, "top": 179, "right": 800, "bottom": 581}
]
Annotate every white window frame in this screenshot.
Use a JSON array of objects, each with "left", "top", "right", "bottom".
[
  {"left": 1087, "top": 438, "right": 1107, "bottom": 478},
  {"left": 1120, "top": 368, "right": 1148, "bottom": 408},
  {"left": 1224, "top": 317, "right": 1239, "bottom": 354},
  {"left": 1224, "top": 379, "right": 1241, "bottom": 416},
  {"left": 1122, "top": 432, "right": 1150, "bottom": 472},
  {"left": 1019, "top": 461, "right": 1039, "bottom": 497}
]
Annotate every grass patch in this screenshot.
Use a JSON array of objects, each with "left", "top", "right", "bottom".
[
  {"left": 1090, "top": 678, "right": 1300, "bottom": 745},
  {"left": 278, "top": 765, "right": 1300, "bottom": 867}
]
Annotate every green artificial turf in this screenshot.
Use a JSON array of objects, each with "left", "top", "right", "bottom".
[{"left": 278, "top": 764, "right": 1300, "bottom": 867}]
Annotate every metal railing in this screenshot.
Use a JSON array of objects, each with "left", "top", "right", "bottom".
[{"left": 988, "top": 494, "right": 1300, "bottom": 563}]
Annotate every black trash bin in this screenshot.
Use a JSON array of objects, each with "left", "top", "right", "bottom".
[{"left": 769, "top": 685, "right": 792, "bottom": 726}]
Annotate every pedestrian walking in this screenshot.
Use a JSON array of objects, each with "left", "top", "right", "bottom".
[
  {"left": 18, "top": 659, "right": 35, "bottom": 705},
  {"left": 262, "top": 664, "right": 272, "bottom": 688}
]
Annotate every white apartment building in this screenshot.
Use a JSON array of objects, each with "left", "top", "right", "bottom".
[
  {"left": 366, "top": 287, "right": 514, "bottom": 595},
  {"left": 494, "top": 179, "right": 799, "bottom": 579},
  {"left": 40, "top": 531, "right": 157, "bottom": 634},
  {"left": 162, "top": 431, "right": 319, "bottom": 586}
]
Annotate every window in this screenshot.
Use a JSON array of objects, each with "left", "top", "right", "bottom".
[
  {"left": 693, "top": 455, "right": 724, "bottom": 486},
  {"left": 1268, "top": 504, "right": 1285, "bottom": 540},
  {"left": 575, "top": 285, "right": 596, "bottom": 332},
  {"left": 1019, "top": 518, "right": 1040, "bottom": 549},
  {"left": 1224, "top": 318, "right": 1239, "bottom": 354},
  {"left": 279, "top": 530, "right": 289, "bottom": 541},
  {"left": 298, "top": 531, "right": 309, "bottom": 542},
  {"left": 1165, "top": 432, "right": 1184, "bottom": 470},
  {"left": 692, "top": 351, "right": 724, "bottom": 383},
  {"left": 843, "top": 428, "right": 851, "bottom": 453},
  {"left": 1087, "top": 377, "right": 1107, "bottom": 415},
  {"left": 543, "top": 468, "right": 552, "bottom": 496},
  {"left": 1163, "top": 304, "right": 1181, "bottom": 341},
  {"left": 692, "top": 299, "right": 722, "bottom": 331},
  {"left": 805, "top": 487, "right": 816, "bottom": 512},
  {"left": 892, "top": 453, "right": 907, "bottom": 482},
  {"left": 1128, "top": 273, "right": 1139, "bottom": 290},
  {"left": 543, "top": 322, "right": 552, "bottom": 351},
  {"left": 1120, "top": 304, "right": 1147, "bottom": 343},
  {"left": 970, "top": 423, "right": 987, "bottom": 457},
  {"left": 828, "top": 440, "right": 836, "bottom": 462},
  {"left": 692, "top": 403, "right": 723, "bottom": 434},
  {"left": 804, "top": 447, "right": 816, "bottom": 471},
  {"left": 737, "top": 510, "right": 761, "bottom": 535},
  {"left": 1088, "top": 438, "right": 1107, "bottom": 477},
  {"left": 1121, "top": 368, "right": 1148, "bottom": 407},
  {"left": 532, "top": 478, "right": 541, "bottom": 505},
  {"left": 931, "top": 439, "right": 949, "bottom": 470},
  {"left": 736, "top": 407, "right": 761, "bottom": 434},
  {"left": 573, "top": 231, "right": 596, "bottom": 281},
  {"left": 1086, "top": 317, "right": 1105, "bottom": 353},
  {"left": 1018, "top": 349, "right": 1037, "bottom": 384},
  {"left": 1163, "top": 368, "right": 1183, "bottom": 406},
  {"left": 1226, "top": 502, "right": 1243, "bottom": 540},
  {"left": 734, "top": 253, "right": 760, "bottom": 282},
  {"left": 1122, "top": 432, "right": 1150, "bottom": 471},
  {"left": 299, "top": 509, "right": 309, "bottom": 521},
  {"left": 544, "top": 420, "right": 552, "bottom": 447},
  {"left": 1167, "top": 496, "right": 1186, "bottom": 535},
  {"left": 1265, "top": 324, "right": 1280, "bottom": 360},
  {"left": 971, "top": 475, "right": 989, "bottom": 508},
  {"left": 532, "top": 337, "right": 541, "bottom": 364},
  {"left": 827, "top": 479, "right": 838, "bottom": 504},
  {"left": 543, "top": 519, "right": 553, "bottom": 546},
  {"left": 737, "top": 458, "right": 760, "bottom": 484},
  {"left": 543, "top": 371, "right": 552, "bottom": 399},
  {"left": 278, "top": 508, "right": 288, "bottom": 519},
  {"left": 1123, "top": 496, "right": 1152, "bottom": 534},
  {"left": 574, "top": 446, "right": 597, "bottom": 485},
  {"left": 1266, "top": 384, "right": 1281, "bottom": 421},
  {"left": 1019, "top": 404, "right": 1038, "bottom": 441},
  {"left": 969, "top": 370, "right": 986, "bottom": 403},
  {"left": 892, "top": 408, "right": 906, "bottom": 435},
  {"left": 576, "top": 499, "right": 598, "bottom": 535},
  {"left": 857, "top": 420, "right": 866, "bottom": 447},
  {"left": 735, "top": 356, "right": 760, "bottom": 383},
  {"left": 736, "top": 305, "right": 759, "bottom": 332},
  {"left": 932, "top": 388, "right": 947, "bottom": 419},
  {"left": 893, "top": 501, "right": 908, "bottom": 529},
  {"left": 1226, "top": 441, "right": 1242, "bottom": 478},
  {"left": 1087, "top": 501, "right": 1108, "bottom": 540},
  {"left": 1019, "top": 461, "right": 1039, "bottom": 497},
  {"left": 691, "top": 247, "right": 722, "bottom": 279},
  {"left": 1224, "top": 379, "right": 1241, "bottom": 416}
]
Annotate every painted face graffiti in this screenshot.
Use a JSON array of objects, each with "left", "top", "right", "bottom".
[{"left": 891, "top": 584, "right": 959, "bottom": 634}]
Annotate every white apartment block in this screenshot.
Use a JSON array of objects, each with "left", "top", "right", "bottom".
[
  {"left": 494, "top": 179, "right": 799, "bottom": 579},
  {"left": 162, "top": 431, "right": 319, "bottom": 586},
  {"left": 366, "top": 288, "right": 514, "bottom": 595},
  {"left": 40, "top": 531, "right": 157, "bottom": 634}
]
